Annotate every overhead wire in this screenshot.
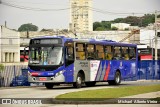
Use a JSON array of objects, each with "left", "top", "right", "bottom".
[
  {"left": 0, "top": 0, "right": 157, "bottom": 15},
  {"left": 89, "top": 7, "right": 155, "bottom": 16},
  {"left": 1, "top": 1, "right": 70, "bottom": 11},
  {"left": 4, "top": 0, "right": 69, "bottom": 6}
]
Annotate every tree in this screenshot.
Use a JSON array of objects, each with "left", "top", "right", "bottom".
[
  {"left": 93, "top": 22, "right": 102, "bottom": 31},
  {"left": 0, "top": 64, "right": 4, "bottom": 87},
  {"left": 122, "top": 16, "right": 140, "bottom": 26},
  {"left": 95, "top": 27, "right": 106, "bottom": 31},
  {"left": 111, "top": 26, "right": 118, "bottom": 30},
  {"left": 113, "top": 18, "right": 123, "bottom": 23},
  {"left": 18, "top": 23, "right": 38, "bottom": 32},
  {"left": 141, "top": 14, "right": 155, "bottom": 27},
  {"left": 93, "top": 14, "right": 155, "bottom": 30},
  {"left": 101, "top": 21, "right": 111, "bottom": 30}
]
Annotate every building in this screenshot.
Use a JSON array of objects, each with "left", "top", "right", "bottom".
[
  {"left": 140, "top": 29, "right": 160, "bottom": 49},
  {"left": 69, "top": 0, "right": 93, "bottom": 32},
  {"left": 0, "top": 26, "right": 20, "bottom": 63},
  {"left": 74, "top": 30, "right": 140, "bottom": 44},
  {"left": 111, "top": 23, "right": 130, "bottom": 30}
]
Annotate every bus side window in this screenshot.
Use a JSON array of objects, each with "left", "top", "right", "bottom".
[
  {"left": 104, "top": 46, "right": 113, "bottom": 60},
  {"left": 96, "top": 45, "right": 104, "bottom": 60},
  {"left": 129, "top": 47, "right": 136, "bottom": 60},
  {"left": 65, "top": 42, "right": 74, "bottom": 66},
  {"left": 86, "top": 44, "right": 95, "bottom": 60},
  {"left": 76, "top": 43, "right": 86, "bottom": 60},
  {"left": 67, "top": 47, "right": 74, "bottom": 60},
  {"left": 122, "top": 47, "right": 129, "bottom": 60},
  {"left": 113, "top": 47, "right": 122, "bottom": 60}
]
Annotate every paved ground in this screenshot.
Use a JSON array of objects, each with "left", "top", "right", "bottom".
[{"left": 0, "top": 80, "right": 160, "bottom": 107}]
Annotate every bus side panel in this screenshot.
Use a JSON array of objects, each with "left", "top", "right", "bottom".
[
  {"left": 120, "top": 60, "right": 137, "bottom": 80},
  {"left": 99, "top": 60, "right": 107, "bottom": 81},
  {"left": 90, "top": 60, "right": 101, "bottom": 81},
  {"left": 101, "top": 60, "right": 112, "bottom": 81},
  {"left": 107, "top": 60, "right": 121, "bottom": 80},
  {"left": 64, "top": 64, "right": 74, "bottom": 82},
  {"left": 130, "top": 61, "right": 137, "bottom": 79},
  {"left": 74, "top": 60, "right": 90, "bottom": 82}
]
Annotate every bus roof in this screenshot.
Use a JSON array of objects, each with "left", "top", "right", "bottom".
[{"left": 31, "top": 35, "right": 137, "bottom": 47}]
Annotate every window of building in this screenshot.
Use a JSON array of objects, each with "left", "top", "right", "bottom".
[
  {"left": 96, "top": 45, "right": 104, "bottom": 59},
  {"left": 104, "top": 46, "right": 113, "bottom": 60},
  {"left": 86, "top": 44, "right": 95, "bottom": 60},
  {"left": 129, "top": 47, "right": 136, "bottom": 60},
  {"left": 122, "top": 47, "right": 129, "bottom": 60},
  {"left": 113, "top": 46, "right": 122, "bottom": 60},
  {"left": 9, "top": 53, "right": 11, "bottom": 62},
  {"left": 5, "top": 52, "right": 7, "bottom": 62},
  {"left": 76, "top": 43, "right": 86, "bottom": 60},
  {"left": 13, "top": 53, "right": 15, "bottom": 62}
]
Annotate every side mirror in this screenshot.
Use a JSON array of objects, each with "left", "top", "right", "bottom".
[{"left": 24, "top": 46, "right": 29, "bottom": 60}]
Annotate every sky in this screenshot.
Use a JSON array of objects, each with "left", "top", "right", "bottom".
[{"left": 0, "top": 0, "right": 160, "bottom": 30}]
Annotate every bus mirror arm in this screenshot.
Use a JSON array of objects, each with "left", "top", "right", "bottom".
[{"left": 24, "top": 46, "right": 29, "bottom": 60}]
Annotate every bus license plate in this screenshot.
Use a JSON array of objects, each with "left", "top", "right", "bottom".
[{"left": 39, "top": 77, "right": 47, "bottom": 81}]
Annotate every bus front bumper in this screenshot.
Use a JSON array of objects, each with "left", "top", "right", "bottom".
[{"left": 28, "top": 74, "right": 65, "bottom": 83}]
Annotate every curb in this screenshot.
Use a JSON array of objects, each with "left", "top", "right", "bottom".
[{"left": 51, "top": 98, "right": 160, "bottom": 104}]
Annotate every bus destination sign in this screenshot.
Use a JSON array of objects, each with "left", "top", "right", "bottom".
[{"left": 31, "top": 39, "right": 62, "bottom": 45}]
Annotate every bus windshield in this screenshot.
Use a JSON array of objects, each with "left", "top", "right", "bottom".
[{"left": 29, "top": 46, "right": 63, "bottom": 65}]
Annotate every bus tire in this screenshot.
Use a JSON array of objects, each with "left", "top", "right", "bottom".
[
  {"left": 45, "top": 83, "right": 54, "bottom": 89},
  {"left": 85, "top": 82, "right": 96, "bottom": 87},
  {"left": 73, "top": 73, "right": 84, "bottom": 88},
  {"left": 108, "top": 71, "right": 121, "bottom": 85}
]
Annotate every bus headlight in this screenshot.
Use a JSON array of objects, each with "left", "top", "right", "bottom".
[
  {"left": 28, "top": 71, "right": 31, "bottom": 76},
  {"left": 55, "top": 70, "right": 64, "bottom": 77}
]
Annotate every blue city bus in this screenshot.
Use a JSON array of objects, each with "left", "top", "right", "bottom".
[{"left": 26, "top": 36, "right": 138, "bottom": 89}]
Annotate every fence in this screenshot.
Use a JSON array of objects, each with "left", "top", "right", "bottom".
[
  {"left": 0, "top": 64, "right": 27, "bottom": 87},
  {"left": 0, "top": 61, "right": 160, "bottom": 87},
  {"left": 137, "top": 60, "right": 160, "bottom": 80}
]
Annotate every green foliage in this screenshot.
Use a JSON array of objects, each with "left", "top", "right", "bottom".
[
  {"left": 0, "top": 64, "right": 4, "bottom": 72},
  {"left": 124, "top": 28, "right": 129, "bottom": 31},
  {"left": 93, "top": 14, "right": 155, "bottom": 31},
  {"left": 95, "top": 27, "right": 106, "bottom": 31},
  {"left": 111, "top": 26, "right": 118, "bottom": 30},
  {"left": 93, "top": 22, "right": 102, "bottom": 31},
  {"left": 142, "top": 14, "right": 155, "bottom": 27},
  {"left": 101, "top": 21, "right": 111, "bottom": 30},
  {"left": 41, "top": 29, "right": 49, "bottom": 31},
  {"left": 18, "top": 23, "right": 38, "bottom": 32},
  {"left": 113, "top": 18, "right": 123, "bottom": 23},
  {"left": 93, "top": 21, "right": 111, "bottom": 31}
]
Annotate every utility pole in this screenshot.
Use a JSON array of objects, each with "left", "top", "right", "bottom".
[
  {"left": 155, "top": 10, "right": 158, "bottom": 60},
  {"left": 154, "top": 10, "right": 159, "bottom": 79}
]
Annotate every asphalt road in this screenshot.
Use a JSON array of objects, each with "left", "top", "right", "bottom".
[{"left": 0, "top": 80, "right": 160, "bottom": 107}]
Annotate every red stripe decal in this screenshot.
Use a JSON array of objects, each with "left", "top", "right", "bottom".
[
  {"left": 104, "top": 63, "right": 110, "bottom": 80},
  {"left": 31, "top": 72, "right": 39, "bottom": 76}
]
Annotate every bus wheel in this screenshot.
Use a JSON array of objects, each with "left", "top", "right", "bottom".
[
  {"left": 85, "top": 82, "right": 96, "bottom": 87},
  {"left": 45, "top": 83, "right": 54, "bottom": 89},
  {"left": 73, "top": 73, "right": 83, "bottom": 88},
  {"left": 108, "top": 71, "right": 121, "bottom": 85}
]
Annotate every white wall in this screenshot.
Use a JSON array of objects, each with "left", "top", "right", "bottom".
[
  {"left": 75, "top": 31, "right": 132, "bottom": 43},
  {"left": 0, "top": 26, "right": 2, "bottom": 63},
  {"left": 140, "top": 29, "right": 160, "bottom": 49},
  {"left": 0, "top": 26, "right": 20, "bottom": 63},
  {"left": 111, "top": 23, "right": 130, "bottom": 30}
]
